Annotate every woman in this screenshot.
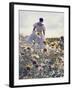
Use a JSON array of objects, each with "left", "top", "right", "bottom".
[{"left": 27, "top": 18, "right": 46, "bottom": 49}]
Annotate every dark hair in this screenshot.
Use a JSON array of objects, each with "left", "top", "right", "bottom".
[{"left": 39, "top": 18, "right": 43, "bottom": 22}]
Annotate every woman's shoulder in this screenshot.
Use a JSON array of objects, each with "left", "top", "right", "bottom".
[
  {"left": 33, "top": 22, "right": 38, "bottom": 27},
  {"left": 33, "top": 22, "right": 45, "bottom": 28},
  {"left": 37, "top": 22, "right": 44, "bottom": 26}
]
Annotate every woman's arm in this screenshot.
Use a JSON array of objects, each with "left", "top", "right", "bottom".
[
  {"left": 33, "top": 26, "right": 36, "bottom": 31},
  {"left": 43, "top": 30, "right": 45, "bottom": 35},
  {"left": 33, "top": 23, "right": 37, "bottom": 31},
  {"left": 43, "top": 25, "right": 46, "bottom": 35}
]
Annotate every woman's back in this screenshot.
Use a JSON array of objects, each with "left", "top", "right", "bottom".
[{"left": 34, "top": 22, "right": 45, "bottom": 34}]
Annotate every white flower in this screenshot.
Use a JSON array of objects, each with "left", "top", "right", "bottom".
[
  {"left": 45, "top": 59, "right": 51, "bottom": 63},
  {"left": 31, "top": 54, "right": 39, "bottom": 59},
  {"left": 40, "top": 63, "right": 45, "bottom": 67},
  {"left": 59, "top": 56, "right": 64, "bottom": 61},
  {"left": 38, "top": 66, "right": 43, "bottom": 71}
]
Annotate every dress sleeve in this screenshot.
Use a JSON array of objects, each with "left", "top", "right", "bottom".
[{"left": 43, "top": 25, "right": 46, "bottom": 31}]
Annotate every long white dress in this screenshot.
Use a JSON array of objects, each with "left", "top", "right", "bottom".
[{"left": 26, "top": 22, "right": 46, "bottom": 49}]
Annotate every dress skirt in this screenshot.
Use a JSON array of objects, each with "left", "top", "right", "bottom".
[{"left": 26, "top": 31, "right": 45, "bottom": 49}]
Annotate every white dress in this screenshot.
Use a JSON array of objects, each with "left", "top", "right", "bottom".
[{"left": 27, "top": 22, "right": 46, "bottom": 49}]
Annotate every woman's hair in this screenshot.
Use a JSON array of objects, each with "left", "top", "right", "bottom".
[{"left": 39, "top": 18, "right": 43, "bottom": 22}]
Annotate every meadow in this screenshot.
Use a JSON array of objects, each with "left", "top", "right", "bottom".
[{"left": 19, "top": 34, "right": 64, "bottom": 79}]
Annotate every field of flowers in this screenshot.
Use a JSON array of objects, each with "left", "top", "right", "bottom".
[{"left": 19, "top": 35, "right": 64, "bottom": 79}]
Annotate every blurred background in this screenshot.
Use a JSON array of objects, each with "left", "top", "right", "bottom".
[{"left": 19, "top": 10, "right": 64, "bottom": 38}]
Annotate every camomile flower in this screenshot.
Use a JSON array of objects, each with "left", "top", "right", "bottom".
[
  {"left": 20, "top": 45, "right": 25, "bottom": 48},
  {"left": 40, "top": 63, "right": 45, "bottom": 68},
  {"left": 27, "top": 47, "right": 31, "bottom": 51},
  {"left": 31, "top": 54, "right": 39, "bottom": 59},
  {"left": 43, "top": 41, "right": 47, "bottom": 45},
  {"left": 38, "top": 66, "right": 43, "bottom": 71},
  {"left": 43, "top": 48, "right": 47, "bottom": 52},
  {"left": 32, "top": 39, "right": 35, "bottom": 44},
  {"left": 26, "top": 64, "right": 33, "bottom": 69},
  {"left": 36, "top": 32, "right": 42, "bottom": 36},
  {"left": 51, "top": 64, "right": 55, "bottom": 68}
]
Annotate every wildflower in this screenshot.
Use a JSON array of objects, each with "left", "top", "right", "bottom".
[
  {"left": 32, "top": 60, "right": 37, "bottom": 65},
  {"left": 43, "top": 48, "right": 47, "bottom": 52},
  {"left": 32, "top": 39, "right": 35, "bottom": 44},
  {"left": 40, "top": 63, "right": 45, "bottom": 67},
  {"left": 51, "top": 64, "right": 55, "bottom": 68},
  {"left": 26, "top": 66, "right": 31, "bottom": 71},
  {"left": 35, "top": 64, "right": 38, "bottom": 68},
  {"left": 44, "top": 59, "right": 49, "bottom": 63},
  {"left": 43, "top": 41, "right": 47, "bottom": 45},
  {"left": 21, "top": 52, "right": 24, "bottom": 55},
  {"left": 27, "top": 47, "right": 31, "bottom": 50},
  {"left": 26, "top": 64, "right": 33, "bottom": 71},
  {"left": 20, "top": 45, "right": 25, "bottom": 48},
  {"left": 37, "top": 32, "right": 41, "bottom": 35},
  {"left": 31, "top": 54, "right": 39, "bottom": 59},
  {"left": 38, "top": 66, "right": 43, "bottom": 71},
  {"left": 26, "top": 47, "right": 31, "bottom": 52}
]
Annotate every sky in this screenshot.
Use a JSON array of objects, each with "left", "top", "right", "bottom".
[{"left": 19, "top": 10, "right": 64, "bottom": 38}]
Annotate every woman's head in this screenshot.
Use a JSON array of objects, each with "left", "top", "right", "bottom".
[{"left": 39, "top": 18, "right": 43, "bottom": 23}]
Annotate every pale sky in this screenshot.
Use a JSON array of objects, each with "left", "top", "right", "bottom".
[{"left": 19, "top": 10, "right": 64, "bottom": 38}]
